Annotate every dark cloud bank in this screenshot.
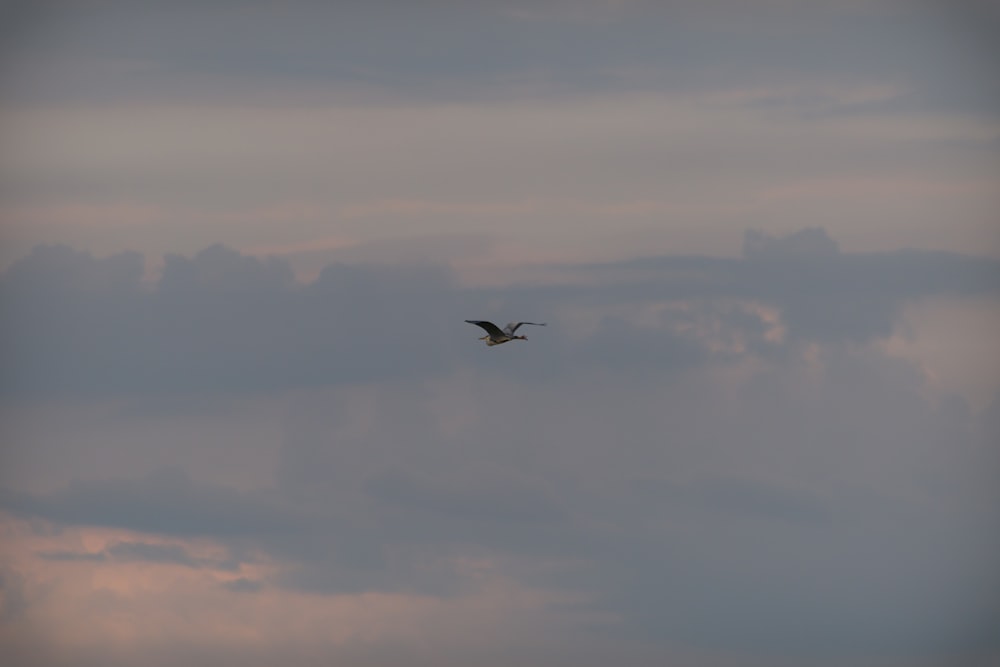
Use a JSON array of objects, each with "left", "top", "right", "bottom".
[
  {"left": 1, "top": 227, "right": 997, "bottom": 395},
  {"left": 2, "top": 228, "right": 1000, "bottom": 663}
]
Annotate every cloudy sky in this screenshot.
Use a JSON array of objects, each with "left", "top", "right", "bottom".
[{"left": 1, "top": 2, "right": 999, "bottom": 666}]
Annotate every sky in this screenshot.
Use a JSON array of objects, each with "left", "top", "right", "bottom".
[{"left": 1, "top": 2, "right": 999, "bottom": 666}]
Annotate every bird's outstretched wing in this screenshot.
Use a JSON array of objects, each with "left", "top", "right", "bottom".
[
  {"left": 465, "top": 320, "right": 505, "bottom": 338},
  {"left": 504, "top": 321, "right": 546, "bottom": 335}
]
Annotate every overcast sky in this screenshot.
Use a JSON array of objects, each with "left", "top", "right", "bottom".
[{"left": 1, "top": 2, "right": 999, "bottom": 666}]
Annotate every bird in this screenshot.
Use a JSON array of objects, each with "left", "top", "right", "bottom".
[{"left": 465, "top": 320, "right": 546, "bottom": 346}]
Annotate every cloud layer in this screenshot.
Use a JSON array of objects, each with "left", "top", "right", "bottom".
[
  {"left": 2, "top": 228, "right": 997, "bottom": 397},
  {"left": 2, "top": 3, "right": 998, "bottom": 664},
  {"left": 2, "top": 228, "right": 998, "bottom": 666}
]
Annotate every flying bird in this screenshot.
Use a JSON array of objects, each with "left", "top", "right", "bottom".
[{"left": 465, "top": 320, "right": 546, "bottom": 346}]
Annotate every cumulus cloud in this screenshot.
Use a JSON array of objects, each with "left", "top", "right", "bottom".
[
  {"left": 0, "top": 243, "right": 463, "bottom": 395},
  {"left": 571, "top": 227, "right": 1000, "bottom": 343},
  {"left": 2, "top": 229, "right": 997, "bottom": 396}
]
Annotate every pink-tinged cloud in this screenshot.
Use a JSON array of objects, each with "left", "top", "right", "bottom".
[
  {"left": 238, "top": 235, "right": 355, "bottom": 259},
  {"left": 0, "top": 515, "right": 614, "bottom": 667},
  {"left": 880, "top": 296, "right": 1000, "bottom": 411},
  {"left": 1, "top": 203, "right": 166, "bottom": 230},
  {"left": 339, "top": 199, "right": 546, "bottom": 219},
  {"left": 0, "top": 201, "right": 338, "bottom": 234},
  {"left": 338, "top": 197, "right": 749, "bottom": 221},
  {"left": 756, "top": 177, "right": 999, "bottom": 204}
]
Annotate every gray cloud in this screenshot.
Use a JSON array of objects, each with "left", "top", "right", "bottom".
[
  {"left": 2, "top": 229, "right": 999, "bottom": 663},
  {"left": 219, "top": 577, "right": 263, "bottom": 594},
  {"left": 1, "top": 467, "right": 304, "bottom": 539},
  {"left": 0, "top": 243, "right": 464, "bottom": 395},
  {"left": 365, "top": 467, "right": 566, "bottom": 525},
  {"left": 106, "top": 540, "right": 227, "bottom": 569},
  {"left": 35, "top": 540, "right": 238, "bottom": 571},
  {"left": 632, "top": 475, "right": 832, "bottom": 527},
  {"left": 3, "top": 3, "right": 998, "bottom": 664},
  {"left": 3, "top": 229, "right": 997, "bottom": 396},
  {"left": 35, "top": 549, "right": 108, "bottom": 563},
  {"left": 571, "top": 228, "right": 1000, "bottom": 342},
  {"left": 6, "top": 1, "right": 996, "bottom": 115},
  {"left": 0, "top": 566, "right": 29, "bottom": 621},
  {"left": 6, "top": 336, "right": 997, "bottom": 658}
]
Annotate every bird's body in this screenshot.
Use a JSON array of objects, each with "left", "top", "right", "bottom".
[{"left": 465, "top": 320, "right": 546, "bottom": 346}]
